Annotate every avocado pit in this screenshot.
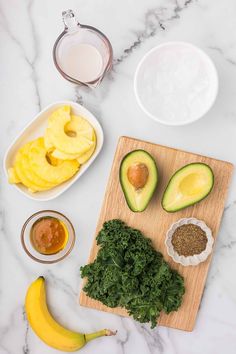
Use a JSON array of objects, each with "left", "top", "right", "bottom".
[{"left": 127, "top": 163, "right": 149, "bottom": 189}]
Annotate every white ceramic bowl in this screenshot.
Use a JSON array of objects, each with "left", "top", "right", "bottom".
[
  {"left": 165, "top": 217, "right": 214, "bottom": 266},
  {"left": 4, "top": 101, "right": 104, "bottom": 201},
  {"left": 134, "top": 42, "right": 219, "bottom": 126}
]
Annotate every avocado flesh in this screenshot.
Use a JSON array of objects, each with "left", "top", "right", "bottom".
[
  {"left": 162, "top": 163, "right": 214, "bottom": 212},
  {"left": 120, "top": 150, "right": 158, "bottom": 212}
]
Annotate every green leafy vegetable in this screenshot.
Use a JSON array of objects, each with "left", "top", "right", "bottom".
[{"left": 81, "top": 219, "right": 185, "bottom": 328}]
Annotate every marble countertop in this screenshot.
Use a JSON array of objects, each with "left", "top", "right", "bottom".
[{"left": 1, "top": 0, "right": 236, "bottom": 353}]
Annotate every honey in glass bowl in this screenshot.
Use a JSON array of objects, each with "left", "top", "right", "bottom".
[
  {"left": 21, "top": 210, "right": 75, "bottom": 264},
  {"left": 30, "top": 217, "right": 69, "bottom": 255}
]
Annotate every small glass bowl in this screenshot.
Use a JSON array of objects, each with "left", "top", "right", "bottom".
[{"left": 21, "top": 210, "right": 76, "bottom": 264}]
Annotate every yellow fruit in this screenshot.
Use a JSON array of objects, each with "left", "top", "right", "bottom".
[
  {"left": 51, "top": 149, "right": 81, "bottom": 160},
  {"left": 8, "top": 167, "right": 21, "bottom": 184},
  {"left": 77, "top": 132, "right": 97, "bottom": 164},
  {"left": 65, "top": 114, "right": 94, "bottom": 141},
  {"left": 14, "top": 146, "right": 52, "bottom": 192},
  {"left": 28, "top": 138, "right": 79, "bottom": 184},
  {"left": 49, "top": 105, "right": 71, "bottom": 123},
  {"left": 46, "top": 149, "right": 64, "bottom": 166},
  {"left": 44, "top": 127, "right": 54, "bottom": 150},
  {"left": 8, "top": 105, "right": 96, "bottom": 194},
  {"left": 16, "top": 143, "right": 56, "bottom": 188},
  {"left": 51, "top": 131, "right": 97, "bottom": 163},
  {"left": 45, "top": 112, "right": 94, "bottom": 155},
  {"left": 76, "top": 144, "right": 95, "bottom": 164},
  {"left": 25, "top": 277, "right": 116, "bottom": 352},
  {"left": 44, "top": 105, "right": 71, "bottom": 150}
]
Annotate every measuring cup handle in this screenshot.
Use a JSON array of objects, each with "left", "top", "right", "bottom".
[{"left": 62, "top": 9, "right": 80, "bottom": 32}]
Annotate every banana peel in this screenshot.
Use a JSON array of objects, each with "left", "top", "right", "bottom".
[{"left": 25, "top": 277, "right": 116, "bottom": 352}]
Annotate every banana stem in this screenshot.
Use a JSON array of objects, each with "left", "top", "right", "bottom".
[{"left": 85, "top": 329, "right": 117, "bottom": 343}]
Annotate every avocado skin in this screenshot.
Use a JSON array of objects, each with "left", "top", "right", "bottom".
[
  {"left": 119, "top": 149, "right": 158, "bottom": 212},
  {"left": 161, "top": 162, "right": 214, "bottom": 213}
]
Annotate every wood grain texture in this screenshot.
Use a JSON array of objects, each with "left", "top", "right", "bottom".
[{"left": 80, "top": 136, "right": 233, "bottom": 331}]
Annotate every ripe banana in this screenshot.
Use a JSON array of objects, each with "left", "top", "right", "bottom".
[{"left": 25, "top": 277, "right": 116, "bottom": 352}]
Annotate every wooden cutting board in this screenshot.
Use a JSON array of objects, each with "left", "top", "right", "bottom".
[{"left": 80, "top": 136, "right": 233, "bottom": 331}]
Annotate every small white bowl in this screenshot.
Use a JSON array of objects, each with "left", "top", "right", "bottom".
[
  {"left": 165, "top": 217, "right": 214, "bottom": 266},
  {"left": 3, "top": 101, "right": 104, "bottom": 201},
  {"left": 134, "top": 42, "right": 219, "bottom": 126}
]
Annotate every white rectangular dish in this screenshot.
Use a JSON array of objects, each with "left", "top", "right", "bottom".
[{"left": 3, "top": 101, "right": 104, "bottom": 201}]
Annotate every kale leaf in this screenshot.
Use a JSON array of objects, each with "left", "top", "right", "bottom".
[{"left": 81, "top": 219, "right": 185, "bottom": 328}]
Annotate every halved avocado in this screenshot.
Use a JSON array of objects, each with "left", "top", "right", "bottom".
[
  {"left": 162, "top": 162, "right": 214, "bottom": 212},
  {"left": 119, "top": 150, "right": 158, "bottom": 212}
]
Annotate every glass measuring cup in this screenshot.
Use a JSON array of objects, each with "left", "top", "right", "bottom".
[{"left": 53, "top": 10, "right": 113, "bottom": 88}]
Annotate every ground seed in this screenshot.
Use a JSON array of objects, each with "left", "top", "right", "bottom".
[{"left": 171, "top": 223, "right": 207, "bottom": 256}]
